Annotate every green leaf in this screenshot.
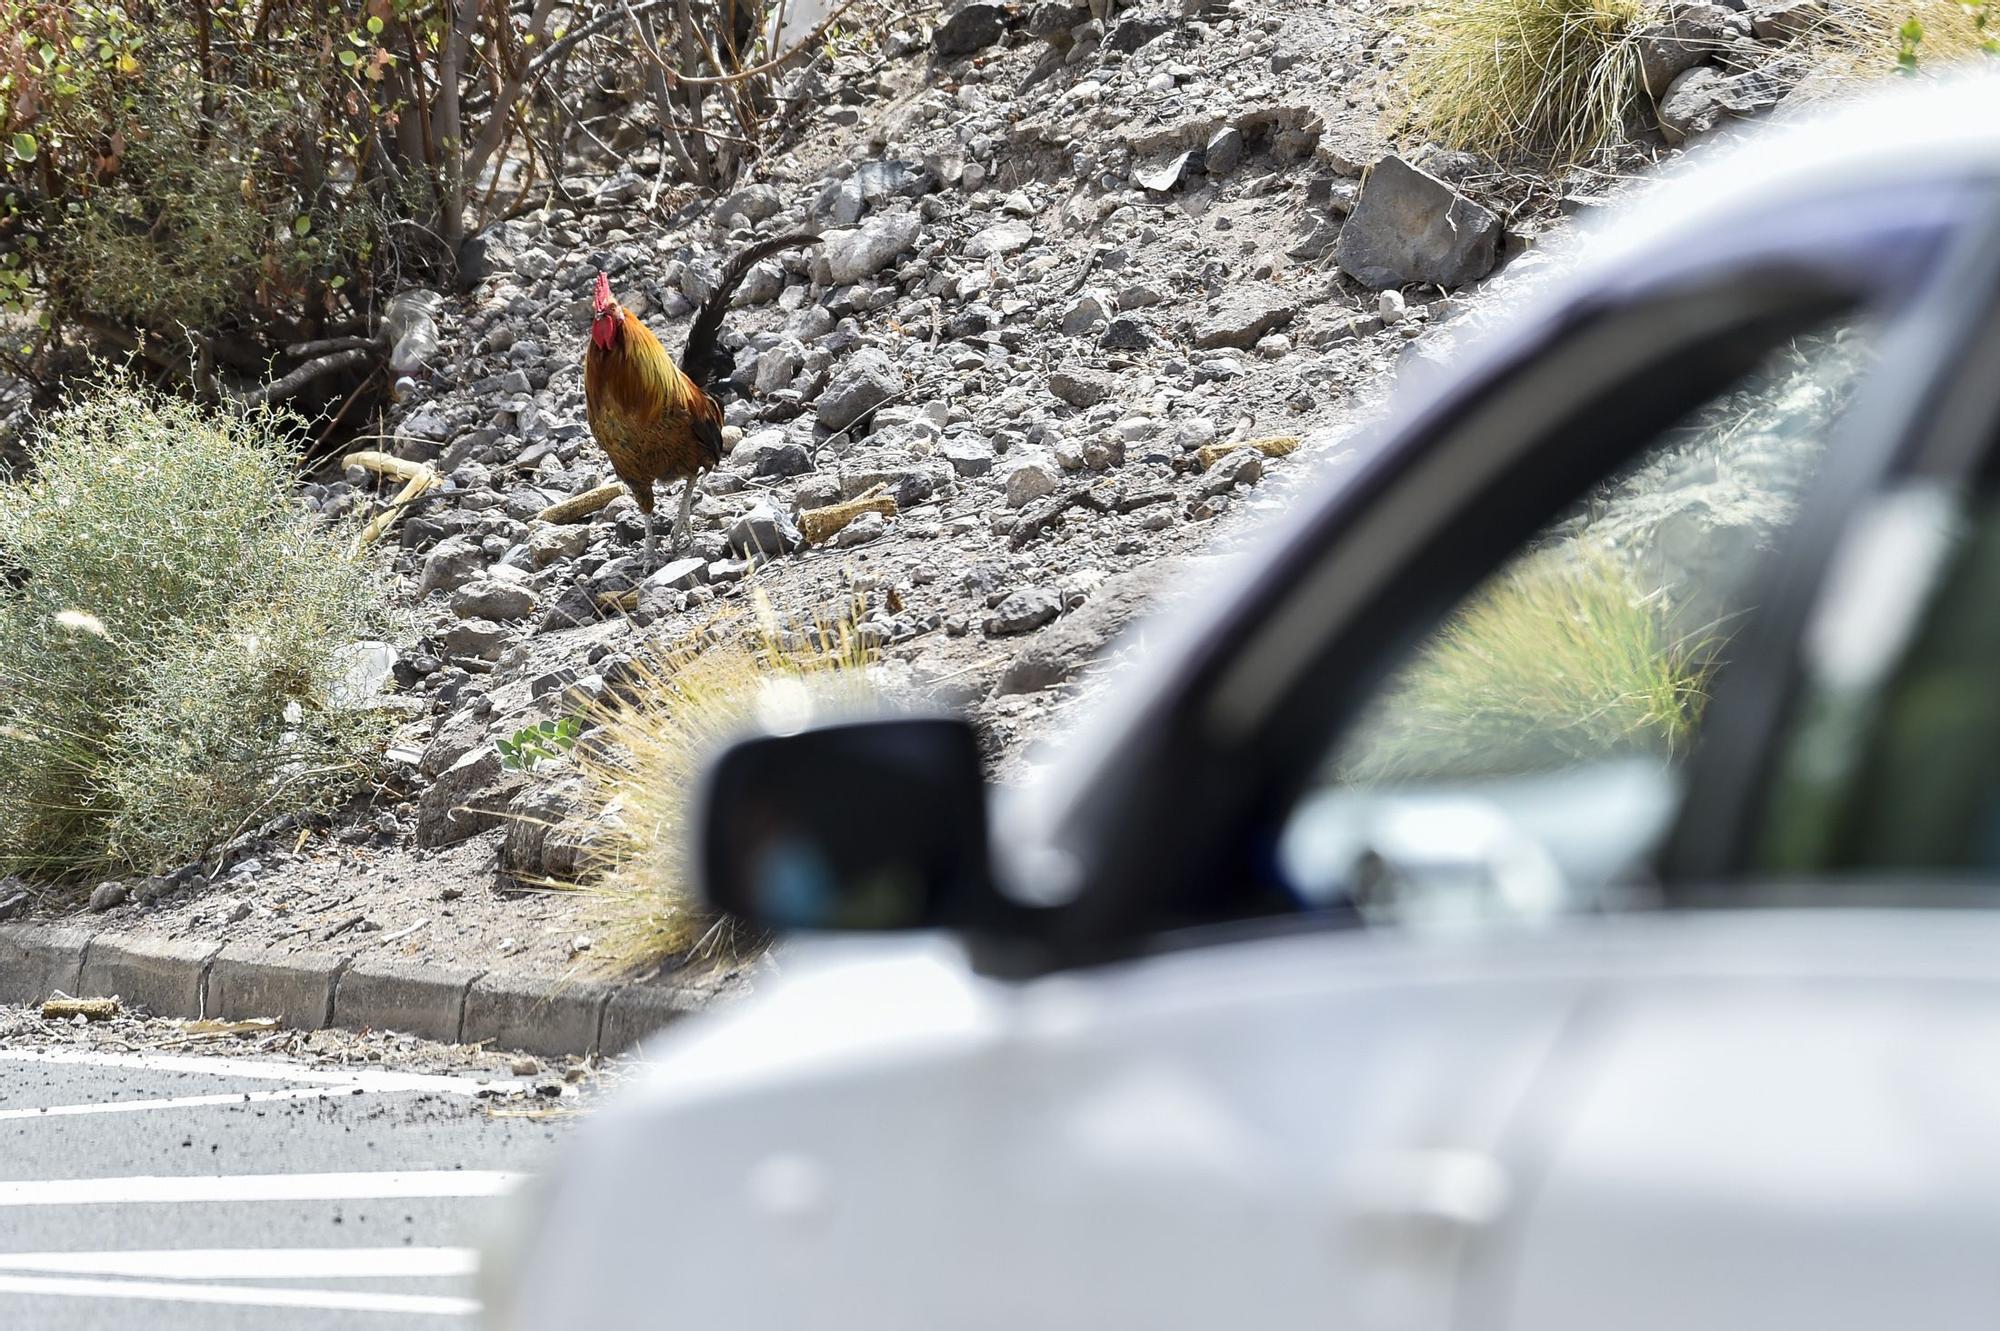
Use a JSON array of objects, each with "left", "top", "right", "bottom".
[
  {"left": 367, "top": 15, "right": 385, "bottom": 33},
  {"left": 338, "top": 47, "right": 359, "bottom": 66},
  {"left": 9, "top": 131, "right": 35, "bottom": 162},
  {"left": 292, "top": 215, "right": 312, "bottom": 237}
]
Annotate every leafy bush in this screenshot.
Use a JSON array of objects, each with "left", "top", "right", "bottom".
[
  {"left": 0, "top": 380, "right": 394, "bottom": 881},
  {"left": 571, "top": 597, "right": 877, "bottom": 972},
  {"left": 1339, "top": 545, "right": 1712, "bottom": 784},
  {"left": 0, "top": 1, "right": 884, "bottom": 388},
  {"left": 498, "top": 716, "right": 583, "bottom": 772}
]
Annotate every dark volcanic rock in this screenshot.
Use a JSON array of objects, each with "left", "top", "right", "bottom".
[{"left": 1334, "top": 155, "right": 1500, "bottom": 291}]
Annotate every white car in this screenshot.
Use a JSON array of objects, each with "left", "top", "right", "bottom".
[{"left": 489, "top": 78, "right": 2000, "bottom": 1331}]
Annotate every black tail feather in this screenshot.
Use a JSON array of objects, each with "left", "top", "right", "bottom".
[{"left": 679, "top": 231, "right": 822, "bottom": 390}]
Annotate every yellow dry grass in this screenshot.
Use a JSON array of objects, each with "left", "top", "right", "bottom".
[{"left": 565, "top": 590, "right": 879, "bottom": 975}]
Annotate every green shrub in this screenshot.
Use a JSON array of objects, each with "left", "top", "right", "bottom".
[
  {"left": 1339, "top": 545, "right": 1712, "bottom": 784},
  {"left": 0, "top": 380, "right": 394, "bottom": 882}
]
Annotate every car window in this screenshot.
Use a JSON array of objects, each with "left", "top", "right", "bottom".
[
  {"left": 1753, "top": 489, "right": 2000, "bottom": 876},
  {"left": 1277, "top": 319, "right": 1879, "bottom": 919}
]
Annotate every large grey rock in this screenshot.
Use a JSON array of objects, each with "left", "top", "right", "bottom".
[
  {"left": 1748, "top": 0, "right": 1819, "bottom": 39},
  {"left": 1658, "top": 60, "right": 1796, "bottom": 142},
  {"left": 934, "top": 0, "right": 1009, "bottom": 55},
  {"left": 817, "top": 349, "right": 904, "bottom": 432},
  {"left": 1191, "top": 287, "right": 1299, "bottom": 350},
  {"left": 1333, "top": 155, "right": 1500, "bottom": 291},
  {"left": 821, "top": 213, "right": 922, "bottom": 284},
  {"left": 415, "top": 746, "right": 522, "bottom": 848},
  {"left": 501, "top": 779, "right": 596, "bottom": 881},
  {"left": 1635, "top": 2, "right": 1750, "bottom": 94}
]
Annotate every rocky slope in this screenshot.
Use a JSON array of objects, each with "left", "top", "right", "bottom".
[{"left": 33, "top": 0, "right": 1846, "bottom": 976}]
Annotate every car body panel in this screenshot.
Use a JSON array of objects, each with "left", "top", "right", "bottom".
[{"left": 500, "top": 913, "right": 2000, "bottom": 1331}]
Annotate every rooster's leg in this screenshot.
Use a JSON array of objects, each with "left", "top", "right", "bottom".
[
  {"left": 671, "top": 475, "right": 697, "bottom": 553},
  {"left": 641, "top": 511, "right": 658, "bottom": 572}
]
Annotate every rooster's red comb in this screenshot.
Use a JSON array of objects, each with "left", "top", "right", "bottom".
[{"left": 592, "top": 270, "right": 614, "bottom": 312}]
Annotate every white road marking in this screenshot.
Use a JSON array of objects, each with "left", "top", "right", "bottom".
[
  {"left": 0, "top": 1273, "right": 476, "bottom": 1316},
  {"left": 0, "top": 1085, "right": 400, "bottom": 1121},
  {"left": 0, "top": 1247, "right": 478, "bottom": 1281},
  {"left": 0, "top": 1048, "right": 522, "bottom": 1097},
  {"left": 0, "top": 1171, "right": 524, "bottom": 1207}
]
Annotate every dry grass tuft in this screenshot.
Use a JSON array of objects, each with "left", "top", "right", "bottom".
[
  {"left": 568, "top": 591, "right": 880, "bottom": 975},
  {"left": 1399, "top": 0, "right": 1997, "bottom": 162},
  {"left": 1399, "top": 0, "right": 1662, "bottom": 161},
  {"left": 1338, "top": 544, "right": 1714, "bottom": 783}
]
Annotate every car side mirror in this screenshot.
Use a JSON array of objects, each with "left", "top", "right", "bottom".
[{"left": 698, "top": 718, "right": 992, "bottom": 932}]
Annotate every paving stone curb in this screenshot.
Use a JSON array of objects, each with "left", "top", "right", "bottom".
[{"left": 0, "top": 921, "right": 709, "bottom": 1055}]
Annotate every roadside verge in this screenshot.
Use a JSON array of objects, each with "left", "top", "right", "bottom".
[{"left": 0, "top": 922, "right": 734, "bottom": 1058}]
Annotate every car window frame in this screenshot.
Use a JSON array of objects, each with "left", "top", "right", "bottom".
[
  {"left": 1666, "top": 194, "right": 2000, "bottom": 893},
  {"left": 995, "top": 184, "right": 1991, "bottom": 974}
]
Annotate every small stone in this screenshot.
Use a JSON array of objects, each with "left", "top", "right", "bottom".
[
  {"left": 935, "top": 0, "right": 1009, "bottom": 54},
  {"left": 1047, "top": 368, "right": 1117, "bottom": 408},
  {"left": 417, "top": 536, "right": 487, "bottom": 597},
  {"left": 1204, "top": 126, "right": 1245, "bottom": 176},
  {"left": 942, "top": 437, "right": 997, "bottom": 477},
  {"left": 1201, "top": 449, "right": 1264, "bottom": 496},
  {"left": 645, "top": 556, "right": 709, "bottom": 592},
  {"left": 984, "top": 586, "right": 1062, "bottom": 636},
  {"left": 1003, "top": 458, "right": 1060, "bottom": 508},
  {"left": 450, "top": 577, "right": 536, "bottom": 622},
  {"left": 88, "top": 881, "right": 127, "bottom": 912},
  {"left": 1061, "top": 292, "right": 1109, "bottom": 336},
  {"left": 817, "top": 349, "right": 904, "bottom": 432},
  {"left": 832, "top": 510, "right": 887, "bottom": 546},
  {"left": 966, "top": 219, "right": 1034, "bottom": 259},
  {"left": 820, "top": 212, "right": 922, "bottom": 284},
  {"left": 526, "top": 523, "right": 590, "bottom": 569},
  {"left": 1634, "top": 3, "right": 1751, "bottom": 94},
  {"left": 1748, "top": 0, "right": 1819, "bottom": 39},
  {"left": 1191, "top": 286, "right": 1298, "bottom": 350},
  {"left": 510, "top": 1055, "right": 541, "bottom": 1076},
  {"left": 727, "top": 505, "right": 804, "bottom": 558},
  {"left": 1379, "top": 289, "right": 1408, "bottom": 323},
  {"left": 1101, "top": 318, "right": 1154, "bottom": 350},
  {"left": 441, "top": 618, "right": 512, "bottom": 661}
]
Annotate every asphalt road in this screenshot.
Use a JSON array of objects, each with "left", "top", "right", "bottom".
[{"left": 0, "top": 1032, "right": 577, "bottom": 1328}]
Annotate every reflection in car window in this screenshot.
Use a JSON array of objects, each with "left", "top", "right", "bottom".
[
  {"left": 1758, "top": 494, "right": 2000, "bottom": 874},
  {"left": 1281, "top": 323, "right": 1877, "bottom": 911}
]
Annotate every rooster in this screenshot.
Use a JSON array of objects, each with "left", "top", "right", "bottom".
[{"left": 585, "top": 232, "right": 821, "bottom": 568}]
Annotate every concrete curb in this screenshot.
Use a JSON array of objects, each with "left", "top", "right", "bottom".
[{"left": 0, "top": 921, "right": 721, "bottom": 1057}]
